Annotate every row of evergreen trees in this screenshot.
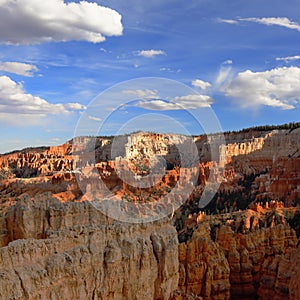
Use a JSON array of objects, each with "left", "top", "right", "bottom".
[{"left": 224, "top": 122, "right": 300, "bottom": 135}]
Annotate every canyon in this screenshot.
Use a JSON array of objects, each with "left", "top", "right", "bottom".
[{"left": 0, "top": 125, "right": 299, "bottom": 299}]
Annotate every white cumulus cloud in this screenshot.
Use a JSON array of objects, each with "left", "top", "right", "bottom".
[
  {"left": 137, "top": 50, "right": 165, "bottom": 58},
  {"left": 0, "top": 61, "right": 38, "bottom": 76},
  {"left": 192, "top": 79, "right": 212, "bottom": 90},
  {"left": 224, "top": 66, "right": 300, "bottom": 110},
  {"left": 0, "top": 75, "right": 86, "bottom": 120},
  {"left": 0, "top": 0, "right": 123, "bottom": 44}
]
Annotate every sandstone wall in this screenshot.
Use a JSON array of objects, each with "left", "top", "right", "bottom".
[
  {"left": 177, "top": 222, "right": 231, "bottom": 300},
  {"left": 174, "top": 207, "right": 300, "bottom": 300},
  {"left": 216, "top": 223, "right": 297, "bottom": 299},
  {"left": 0, "top": 128, "right": 299, "bottom": 299},
  {"left": 258, "top": 246, "right": 300, "bottom": 300},
  {"left": 0, "top": 195, "right": 179, "bottom": 300}
]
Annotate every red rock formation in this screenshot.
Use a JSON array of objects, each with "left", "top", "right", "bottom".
[
  {"left": 0, "top": 127, "right": 299, "bottom": 299},
  {"left": 175, "top": 204, "right": 300, "bottom": 300},
  {"left": 216, "top": 223, "right": 297, "bottom": 299},
  {"left": 258, "top": 247, "right": 300, "bottom": 300},
  {"left": 177, "top": 222, "right": 231, "bottom": 300}
]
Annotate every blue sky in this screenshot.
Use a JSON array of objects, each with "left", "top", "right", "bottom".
[{"left": 0, "top": 0, "right": 300, "bottom": 153}]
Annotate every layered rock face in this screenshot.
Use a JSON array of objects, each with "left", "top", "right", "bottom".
[
  {"left": 200, "top": 128, "right": 300, "bottom": 214},
  {"left": 2, "top": 129, "right": 299, "bottom": 209},
  {"left": 175, "top": 205, "right": 300, "bottom": 300},
  {"left": 216, "top": 223, "right": 297, "bottom": 299},
  {"left": 0, "top": 126, "right": 299, "bottom": 300},
  {"left": 0, "top": 195, "right": 178, "bottom": 300},
  {"left": 2, "top": 200, "right": 298, "bottom": 300},
  {"left": 177, "top": 222, "right": 231, "bottom": 300},
  {"left": 0, "top": 143, "right": 73, "bottom": 178},
  {"left": 258, "top": 246, "right": 300, "bottom": 299}
]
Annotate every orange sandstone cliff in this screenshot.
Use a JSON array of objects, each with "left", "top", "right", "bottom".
[{"left": 0, "top": 126, "right": 299, "bottom": 299}]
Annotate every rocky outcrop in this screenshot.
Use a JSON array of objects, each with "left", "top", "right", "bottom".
[
  {"left": 0, "top": 150, "right": 73, "bottom": 178},
  {"left": 177, "top": 222, "right": 231, "bottom": 300},
  {"left": 1, "top": 129, "right": 299, "bottom": 212},
  {"left": 0, "top": 195, "right": 179, "bottom": 300},
  {"left": 0, "top": 125, "right": 299, "bottom": 299},
  {"left": 2, "top": 198, "right": 298, "bottom": 300},
  {"left": 175, "top": 205, "right": 300, "bottom": 300},
  {"left": 253, "top": 157, "right": 300, "bottom": 206},
  {"left": 216, "top": 223, "right": 297, "bottom": 299},
  {"left": 258, "top": 246, "right": 300, "bottom": 300}
]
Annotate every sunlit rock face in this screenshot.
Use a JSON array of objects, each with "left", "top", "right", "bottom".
[
  {"left": 0, "top": 126, "right": 299, "bottom": 299},
  {"left": 0, "top": 196, "right": 179, "bottom": 300}
]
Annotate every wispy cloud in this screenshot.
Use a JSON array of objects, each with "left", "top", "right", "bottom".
[
  {"left": 122, "top": 89, "right": 158, "bottom": 98},
  {"left": 87, "top": 116, "right": 102, "bottom": 122},
  {"left": 0, "top": 0, "right": 123, "bottom": 44},
  {"left": 215, "top": 18, "right": 238, "bottom": 25},
  {"left": 172, "top": 94, "right": 213, "bottom": 108},
  {"left": 217, "top": 16, "right": 300, "bottom": 32},
  {"left": 135, "top": 94, "right": 213, "bottom": 111},
  {"left": 52, "top": 138, "right": 61, "bottom": 142},
  {"left": 160, "top": 67, "right": 181, "bottom": 73},
  {"left": 276, "top": 55, "right": 300, "bottom": 62},
  {"left": 0, "top": 61, "right": 38, "bottom": 76},
  {"left": 135, "top": 100, "right": 180, "bottom": 110},
  {"left": 137, "top": 50, "right": 166, "bottom": 58},
  {"left": 240, "top": 17, "right": 300, "bottom": 31},
  {"left": 215, "top": 60, "right": 233, "bottom": 87}
]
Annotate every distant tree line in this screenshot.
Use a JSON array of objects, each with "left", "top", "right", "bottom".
[
  {"left": 2, "top": 146, "right": 49, "bottom": 156},
  {"left": 223, "top": 122, "right": 300, "bottom": 135}
]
